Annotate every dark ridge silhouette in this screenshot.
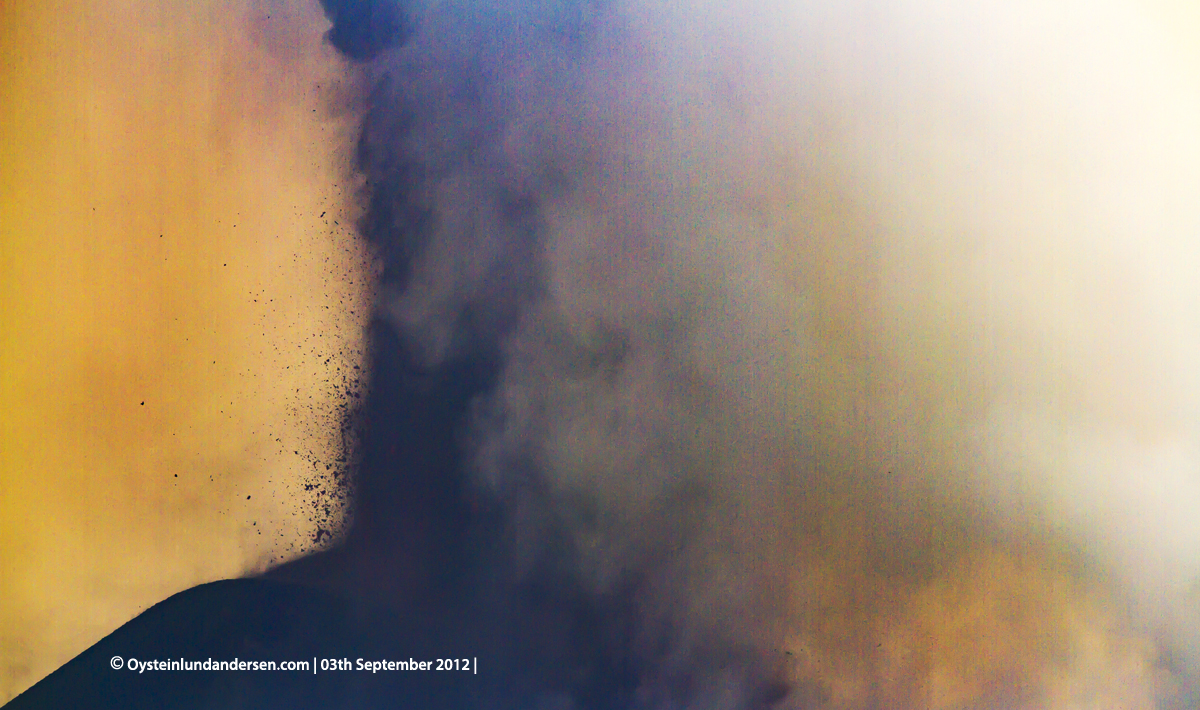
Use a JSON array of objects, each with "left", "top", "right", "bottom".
[
  {"left": 4, "top": 579, "right": 360, "bottom": 710},
  {"left": 1, "top": 577, "right": 493, "bottom": 710}
]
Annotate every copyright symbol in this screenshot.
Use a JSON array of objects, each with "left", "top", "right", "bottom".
[{"left": 110, "top": 656, "right": 123, "bottom": 670}]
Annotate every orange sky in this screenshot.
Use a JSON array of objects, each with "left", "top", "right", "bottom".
[{"left": 0, "top": 0, "right": 369, "bottom": 699}]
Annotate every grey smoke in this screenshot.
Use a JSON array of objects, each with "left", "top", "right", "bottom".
[{"left": 336, "top": 0, "right": 1200, "bottom": 706}]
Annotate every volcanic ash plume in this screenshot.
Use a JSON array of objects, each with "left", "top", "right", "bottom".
[{"left": 329, "top": 0, "right": 1200, "bottom": 707}]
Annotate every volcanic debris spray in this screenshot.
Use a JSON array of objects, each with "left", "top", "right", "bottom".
[{"left": 318, "top": 0, "right": 1200, "bottom": 707}]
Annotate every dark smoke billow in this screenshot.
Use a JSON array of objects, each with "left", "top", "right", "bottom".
[{"left": 319, "top": 0, "right": 1200, "bottom": 708}]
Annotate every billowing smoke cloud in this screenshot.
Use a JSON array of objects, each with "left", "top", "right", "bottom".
[{"left": 323, "top": 0, "right": 1200, "bottom": 707}]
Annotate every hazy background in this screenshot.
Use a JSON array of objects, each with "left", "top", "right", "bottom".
[{"left": 0, "top": 0, "right": 369, "bottom": 699}]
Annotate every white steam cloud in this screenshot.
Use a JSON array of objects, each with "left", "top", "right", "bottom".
[{"left": 362, "top": 0, "right": 1200, "bottom": 706}]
